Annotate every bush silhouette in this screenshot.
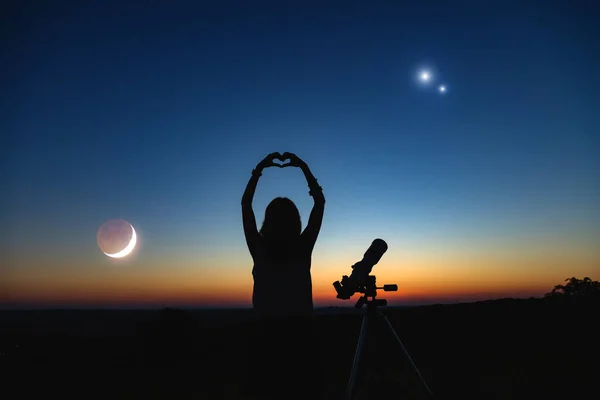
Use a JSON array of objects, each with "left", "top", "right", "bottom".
[{"left": 545, "top": 277, "right": 600, "bottom": 299}]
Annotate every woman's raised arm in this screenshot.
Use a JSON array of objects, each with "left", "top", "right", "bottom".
[
  {"left": 242, "top": 152, "right": 281, "bottom": 257},
  {"left": 281, "top": 152, "right": 326, "bottom": 251}
]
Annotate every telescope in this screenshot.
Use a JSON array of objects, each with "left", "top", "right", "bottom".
[
  {"left": 333, "top": 238, "right": 394, "bottom": 301},
  {"left": 332, "top": 239, "right": 434, "bottom": 400}
]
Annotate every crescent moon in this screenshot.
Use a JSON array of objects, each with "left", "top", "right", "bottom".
[{"left": 104, "top": 224, "right": 137, "bottom": 258}]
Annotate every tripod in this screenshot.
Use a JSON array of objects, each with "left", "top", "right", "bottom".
[{"left": 346, "top": 276, "right": 434, "bottom": 400}]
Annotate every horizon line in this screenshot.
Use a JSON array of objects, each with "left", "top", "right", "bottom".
[{"left": 0, "top": 295, "right": 544, "bottom": 311}]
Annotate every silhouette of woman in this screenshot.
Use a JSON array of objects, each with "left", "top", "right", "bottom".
[{"left": 242, "top": 152, "right": 326, "bottom": 398}]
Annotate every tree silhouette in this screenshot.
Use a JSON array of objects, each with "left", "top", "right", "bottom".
[{"left": 545, "top": 277, "right": 600, "bottom": 299}]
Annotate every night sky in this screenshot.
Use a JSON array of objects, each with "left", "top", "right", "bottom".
[{"left": 3, "top": 0, "right": 599, "bottom": 308}]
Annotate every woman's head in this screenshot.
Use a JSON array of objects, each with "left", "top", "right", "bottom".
[{"left": 260, "top": 197, "right": 302, "bottom": 241}]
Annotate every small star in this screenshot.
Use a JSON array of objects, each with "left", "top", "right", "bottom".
[{"left": 438, "top": 85, "right": 447, "bottom": 93}]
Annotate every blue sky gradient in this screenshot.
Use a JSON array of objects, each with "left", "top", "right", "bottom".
[{"left": 3, "top": 0, "right": 599, "bottom": 307}]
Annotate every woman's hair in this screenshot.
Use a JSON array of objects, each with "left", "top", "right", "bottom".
[{"left": 259, "top": 197, "right": 302, "bottom": 241}]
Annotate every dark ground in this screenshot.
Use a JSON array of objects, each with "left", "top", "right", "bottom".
[{"left": 1, "top": 297, "right": 597, "bottom": 399}]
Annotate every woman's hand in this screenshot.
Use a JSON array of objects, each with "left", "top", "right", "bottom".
[
  {"left": 281, "top": 152, "right": 307, "bottom": 169},
  {"left": 256, "top": 152, "right": 283, "bottom": 170}
]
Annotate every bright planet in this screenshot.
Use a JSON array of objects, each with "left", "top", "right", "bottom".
[
  {"left": 97, "top": 219, "right": 137, "bottom": 258},
  {"left": 418, "top": 69, "right": 432, "bottom": 83}
]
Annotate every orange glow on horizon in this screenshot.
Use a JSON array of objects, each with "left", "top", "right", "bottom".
[
  {"left": 4, "top": 268, "right": 554, "bottom": 308},
  {"left": 4, "top": 236, "right": 597, "bottom": 308}
]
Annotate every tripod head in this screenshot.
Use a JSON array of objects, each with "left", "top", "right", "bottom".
[{"left": 349, "top": 275, "right": 398, "bottom": 310}]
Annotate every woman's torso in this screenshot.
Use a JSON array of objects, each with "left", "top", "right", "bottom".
[{"left": 251, "top": 237, "right": 314, "bottom": 317}]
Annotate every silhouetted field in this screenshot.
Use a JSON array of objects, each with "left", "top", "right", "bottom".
[{"left": 1, "top": 297, "right": 597, "bottom": 399}]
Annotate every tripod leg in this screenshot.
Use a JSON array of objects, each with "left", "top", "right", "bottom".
[
  {"left": 380, "top": 313, "right": 434, "bottom": 398},
  {"left": 346, "top": 313, "right": 370, "bottom": 400}
]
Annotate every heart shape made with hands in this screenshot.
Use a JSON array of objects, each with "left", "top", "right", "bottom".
[{"left": 271, "top": 154, "right": 293, "bottom": 168}]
